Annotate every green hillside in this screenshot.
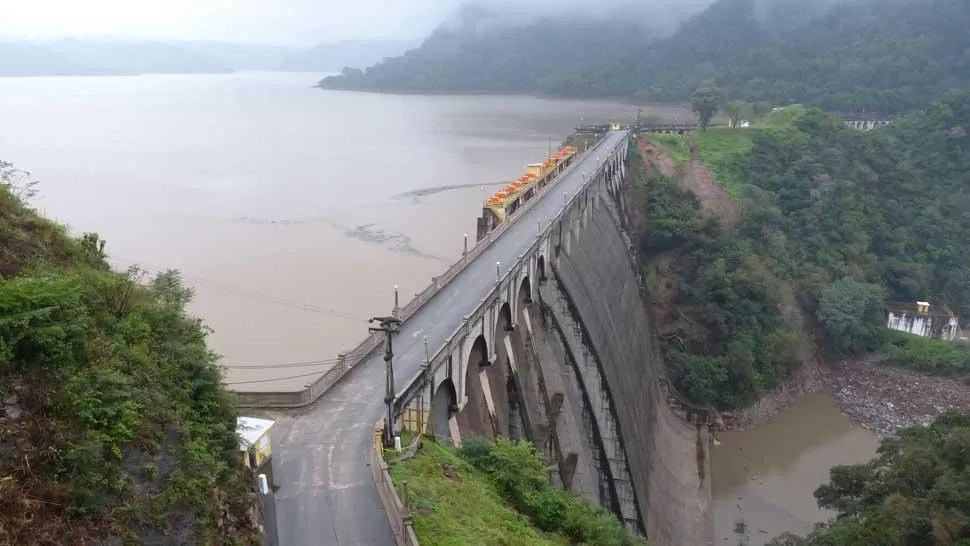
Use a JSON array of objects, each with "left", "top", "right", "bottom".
[
  {"left": 637, "top": 92, "right": 970, "bottom": 409},
  {"left": 0, "top": 163, "right": 258, "bottom": 544}
]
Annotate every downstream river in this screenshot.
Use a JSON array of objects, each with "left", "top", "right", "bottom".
[
  {"left": 0, "top": 72, "right": 876, "bottom": 542},
  {"left": 712, "top": 392, "right": 880, "bottom": 544}
]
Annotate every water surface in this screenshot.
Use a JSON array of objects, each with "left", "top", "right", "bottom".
[{"left": 712, "top": 392, "right": 880, "bottom": 544}]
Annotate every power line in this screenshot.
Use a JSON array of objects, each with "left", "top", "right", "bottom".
[
  {"left": 106, "top": 256, "right": 368, "bottom": 322},
  {"left": 222, "top": 356, "right": 345, "bottom": 370},
  {"left": 225, "top": 370, "right": 328, "bottom": 386}
]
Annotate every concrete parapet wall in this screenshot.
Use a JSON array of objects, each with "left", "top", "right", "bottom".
[
  {"left": 370, "top": 423, "right": 420, "bottom": 546},
  {"left": 552, "top": 185, "right": 713, "bottom": 546}
]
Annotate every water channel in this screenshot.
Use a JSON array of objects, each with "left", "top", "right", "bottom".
[{"left": 711, "top": 391, "right": 881, "bottom": 544}]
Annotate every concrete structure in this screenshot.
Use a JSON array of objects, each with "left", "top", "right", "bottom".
[
  {"left": 263, "top": 129, "right": 712, "bottom": 546},
  {"left": 886, "top": 301, "right": 961, "bottom": 340},
  {"left": 476, "top": 144, "right": 579, "bottom": 239},
  {"left": 386, "top": 130, "right": 712, "bottom": 544},
  {"left": 637, "top": 124, "right": 701, "bottom": 134},
  {"left": 843, "top": 118, "right": 893, "bottom": 131},
  {"left": 237, "top": 417, "right": 279, "bottom": 546}
]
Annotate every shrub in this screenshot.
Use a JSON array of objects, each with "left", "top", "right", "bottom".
[{"left": 458, "top": 437, "right": 641, "bottom": 546}]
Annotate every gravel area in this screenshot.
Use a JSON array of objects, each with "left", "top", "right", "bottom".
[{"left": 822, "top": 359, "right": 970, "bottom": 436}]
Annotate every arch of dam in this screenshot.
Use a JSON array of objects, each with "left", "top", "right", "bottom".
[{"left": 245, "top": 130, "right": 713, "bottom": 546}]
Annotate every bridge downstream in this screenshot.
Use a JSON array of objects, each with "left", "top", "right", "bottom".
[{"left": 270, "top": 131, "right": 630, "bottom": 546}]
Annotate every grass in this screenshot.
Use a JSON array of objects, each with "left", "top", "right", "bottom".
[
  {"left": 389, "top": 441, "right": 567, "bottom": 546},
  {"left": 690, "top": 105, "right": 808, "bottom": 196},
  {"left": 691, "top": 127, "right": 758, "bottom": 197},
  {"left": 882, "top": 329, "right": 970, "bottom": 375},
  {"left": 756, "top": 104, "right": 810, "bottom": 129},
  {"left": 645, "top": 133, "right": 690, "bottom": 166}
]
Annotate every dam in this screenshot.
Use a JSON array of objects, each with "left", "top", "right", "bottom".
[{"left": 248, "top": 129, "right": 714, "bottom": 546}]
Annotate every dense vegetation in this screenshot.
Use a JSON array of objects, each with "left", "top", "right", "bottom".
[
  {"left": 390, "top": 437, "right": 642, "bottom": 545},
  {"left": 637, "top": 93, "right": 970, "bottom": 409},
  {"left": 319, "top": 0, "right": 970, "bottom": 113},
  {"left": 0, "top": 165, "right": 258, "bottom": 544},
  {"left": 767, "top": 410, "right": 970, "bottom": 545}
]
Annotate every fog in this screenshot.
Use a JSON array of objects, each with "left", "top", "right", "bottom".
[{"left": 0, "top": 0, "right": 719, "bottom": 46}]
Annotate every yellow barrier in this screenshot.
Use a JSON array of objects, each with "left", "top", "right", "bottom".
[
  {"left": 371, "top": 422, "right": 420, "bottom": 546},
  {"left": 400, "top": 408, "right": 431, "bottom": 436}
]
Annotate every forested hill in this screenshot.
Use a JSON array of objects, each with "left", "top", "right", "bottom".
[
  {"left": 319, "top": 0, "right": 970, "bottom": 113},
  {"left": 636, "top": 92, "right": 970, "bottom": 412}
]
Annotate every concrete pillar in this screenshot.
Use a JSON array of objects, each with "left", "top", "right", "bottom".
[{"left": 562, "top": 216, "right": 572, "bottom": 256}]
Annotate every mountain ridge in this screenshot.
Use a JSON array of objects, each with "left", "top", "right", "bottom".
[{"left": 319, "top": 0, "right": 970, "bottom": 113}]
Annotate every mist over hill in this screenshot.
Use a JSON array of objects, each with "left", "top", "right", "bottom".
[{"left": 320, "top": 0, "right": 970, "bottom": 113}]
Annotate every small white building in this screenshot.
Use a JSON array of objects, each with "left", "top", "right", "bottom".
[
  {"left": 238, "top": 416, "right": 274, "bottom": 471},
  {"left": 885, "top": 301, "right": 961, "bottom": 341}
]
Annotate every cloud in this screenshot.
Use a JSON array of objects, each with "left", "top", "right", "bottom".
[{"left": 0, "top": 0, "right": 721, "bottom": 46}]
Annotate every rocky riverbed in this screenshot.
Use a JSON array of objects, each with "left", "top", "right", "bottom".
[{"left": 821, "top": 359, "right": 970, "bottom": 436}]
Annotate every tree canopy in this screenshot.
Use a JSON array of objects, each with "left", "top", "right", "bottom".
[{"left": 638, "top": 92, "right": 970, "bottom": 409}]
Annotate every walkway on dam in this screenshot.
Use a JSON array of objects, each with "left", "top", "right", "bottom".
[{"left": 271, "top": 130, "right": 630, "bottom": 546}]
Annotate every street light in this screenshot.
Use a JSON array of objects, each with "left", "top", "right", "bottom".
[{"left": 369, "top": 315, "right": 402, "bottom": 448}]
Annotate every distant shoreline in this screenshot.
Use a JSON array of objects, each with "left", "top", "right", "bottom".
[{"left": 314, "top": 83, "right": 685, "bottom": 108}]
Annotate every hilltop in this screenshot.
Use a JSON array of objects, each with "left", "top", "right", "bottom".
[
  {"left": 319, "top": 0, "right": 970, "bottom": 113},
  {"left": 0, "top": 163, "right": 259, "bottom": 544}
]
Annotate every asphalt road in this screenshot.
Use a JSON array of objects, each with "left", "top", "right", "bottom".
[{"left": 271, "top": 130, "right": 629, "bottom": 546}]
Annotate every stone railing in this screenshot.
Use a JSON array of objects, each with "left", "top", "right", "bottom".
[
  {"left": 236, "top": 133, "right": 613, "bottom": 408},
  {"left": 371, "top": 422, "right": 420, "bottom": 546}
]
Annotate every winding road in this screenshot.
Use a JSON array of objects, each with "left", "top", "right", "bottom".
[{"left": 271, "top": 130, "right": 629, "bottom": 546}]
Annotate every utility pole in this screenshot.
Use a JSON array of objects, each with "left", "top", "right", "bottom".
[
  {"left": 369, "top": 315, "right": 402, "bottom": 448},
  {"left": 548, "top": 136, "right": 552, "bottom": 158}
]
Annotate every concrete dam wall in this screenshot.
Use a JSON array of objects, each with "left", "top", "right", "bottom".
[
  {"left": 549, "top": 173, "right": 713, "bottom": 545},
  {"left": 450, "top": 137, "right": 712, "bottom": 545}
]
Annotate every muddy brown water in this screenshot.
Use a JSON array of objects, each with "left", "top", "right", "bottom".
[
  {"left": 712, "top": 391, "right": 880, "bottom": 544},
  {"left": 0, "top": 72, "right": 689, "bottom": 391}
]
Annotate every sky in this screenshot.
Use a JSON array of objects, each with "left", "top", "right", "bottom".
[
  {"left": 0, "top": 0, "right": 720, "bottom": 47},
  {"left": 0, "top": 0, "right": 458, "bottom": 46}
]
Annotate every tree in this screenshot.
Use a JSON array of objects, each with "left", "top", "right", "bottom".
[
  {"left": 817, "top": 279, "right": 886, "bottom": 356},
  {"left": 0, "top": 160, "right": 38, "bottom": 202},
  {"left": 725, "top": 100, "right": 755, "bottom": 127},
  {"left": 752, "top": 101, "right": 773, "bottom": 120},
  {"left": 776, "top": 411, "right": 970, "bottom": 545},
  {"left": 691, "top": 87, "right": 724, "bottom": 130}
]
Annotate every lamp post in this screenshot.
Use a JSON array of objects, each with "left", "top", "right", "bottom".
[{"left": 369, "top": 315, "right": 402, "bottom": 447}]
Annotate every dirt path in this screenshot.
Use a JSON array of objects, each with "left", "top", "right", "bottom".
[
  {"left": 682, "top": 135, "right": 741, "bottom": 228},
  {"left": 637, "top": 138, "right": 678, "bottom": 177}
]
